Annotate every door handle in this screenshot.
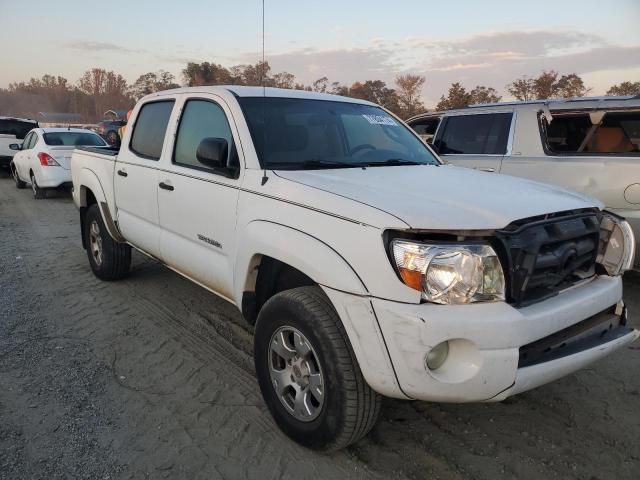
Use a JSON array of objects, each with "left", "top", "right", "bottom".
[
  {"left": 479, "top": 167, "right": 495, "bottom": 173},
  {"left": 117, "top": 169, "right": 128, "bottom": 177},
  {"left": 159, "top": 181, "right": 174, "bottom": 191}
]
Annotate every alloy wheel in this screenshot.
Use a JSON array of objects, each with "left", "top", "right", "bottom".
[
  {"left": 268, "top": 326, "right": 325, "bottom": 422},
  {"left": 89, "top": 220, "right": 103, "bottom": 266}
]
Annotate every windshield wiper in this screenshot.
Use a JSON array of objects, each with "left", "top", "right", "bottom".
[
  {"left": 267, "top": 159, "right": 360, "bottom": 170},
  {"left": 354, "top": 159, "right": 424, "bottom": 167}
]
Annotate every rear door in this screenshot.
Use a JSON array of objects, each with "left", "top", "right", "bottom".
[
  {"left": 157, "top": 95, "right": 242, "bottom": 301},
  {"left": 114, "top": 99, "right": 176, "bottom": 259},
  {"left": 500, "top": 109, "right": 640, "bottom": 209},
  {"left": 433, "top": 111, "right": 514, "bottom": 172}
]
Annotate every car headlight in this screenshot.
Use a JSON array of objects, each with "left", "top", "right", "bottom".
[
  {"left": 391, "top": 239, "right": 505, "bottom": 304},
  {"left": 597, "top": 212, "right": 635, "bottom": 276}
]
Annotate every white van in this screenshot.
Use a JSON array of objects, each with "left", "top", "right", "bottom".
[
  {"left": 0, "top": 116, "right": 39, "bottom": 169},
  {"left": 407, "top": 96, "right": 640, "bottom": 263}
]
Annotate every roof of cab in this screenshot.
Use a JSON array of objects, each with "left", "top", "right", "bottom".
[
  {"left": 407, "top": 95, "right": 640, "bottom": 122},
  {"left": 144, "top": 85, "right": 377, "bottom": 106}
]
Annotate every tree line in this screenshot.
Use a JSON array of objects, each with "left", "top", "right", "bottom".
[{"left": 1, "top": 61, "right": 638, "bottom": 123}]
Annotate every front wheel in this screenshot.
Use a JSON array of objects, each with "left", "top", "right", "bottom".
[
  {"left": 254, "top": 286, "right": 381, "bottom": 451},
  {"left": 83, "top": 204, "right": 131, "bottom": 280}
]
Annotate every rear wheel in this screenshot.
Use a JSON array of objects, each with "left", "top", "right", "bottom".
[
  {"left": 12, "top": 165, "right": 25, "bottom": 189},
  {"left": 83, "top": 204, "right": 131, "bottom": 280},
  {"left": 254, "top": 286, "right": 381, "bottom": 451},
  {"left": 30, "top": 173, "right": 45, "bottom": 199}
]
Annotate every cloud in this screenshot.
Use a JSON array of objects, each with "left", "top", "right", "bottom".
[
  {"left": 254, "top": 30, "right": 639, "bottom": 106},
  {"left": 65, "top": 41, "right": 138, "bottom": 53}
]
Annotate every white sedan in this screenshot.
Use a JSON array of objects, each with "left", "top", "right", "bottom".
[{"left": 10, "top": 128, "right": 108, "bottom": 198}]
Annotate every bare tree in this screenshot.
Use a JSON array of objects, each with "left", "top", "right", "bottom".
[
  {"left": 507, "top": 71, "right": 590, "bottom": 100},
  {"left": 130, "top": 71, "right": 180, "bottom": 99},
  {"left": 606, "top": 81, "right": 640, "bottom": 96},
  {"left": 469, "top": 85, "right": 502, "bottom": 104},
  {"left": 395, "top": 74, "right": 425, "bottom": 119}
]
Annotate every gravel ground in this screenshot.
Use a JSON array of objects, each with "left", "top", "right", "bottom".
[{"left": 1, "top": 171, "right": 639, "bottom": 480}]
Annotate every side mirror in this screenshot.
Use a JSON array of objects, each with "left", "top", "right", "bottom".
[
  {"left": 196, "top": 137, "right": 228, "bottom": 169},
  {"left": 9, "top": 143, "right": 21, "bottom": 151}
]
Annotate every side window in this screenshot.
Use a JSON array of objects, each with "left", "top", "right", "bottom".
[
  {"left": 173, "top": 99, "right": 235, "bottom": 172},
  {"left": 409, "top": 117, "right": 441, "bottom": 143},
  {"left": 23, "top": 132, "right": 36, "bottom": 149},
  {"left": 21, "top": 132, "right": 32, "bottom": 149},
  {"left": 436, "top": 113, "right": 512, "bottom": 155},
  {"left": 543, "top": 111, "right": 640, "bottom": 155},
  {"left": 130, "top": 100, "right": 175, "bottom": 160}
]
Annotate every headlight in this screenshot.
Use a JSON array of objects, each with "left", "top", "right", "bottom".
[
  {"left": 391, "top": 240, "right": 505, "bottom": 304},
  {"left": 597, "top": 212, "right": 635, "bottom": 276}
]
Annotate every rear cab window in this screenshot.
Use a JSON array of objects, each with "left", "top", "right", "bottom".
[
  {"left": 541, "top": 110, "right": 640, "bottom": 155},
  {"left": 43, "top": 132, "right": 106, "bottom": 147},
  {"left": 129, "top": 101, "right": 175, "bottom": 160},
  {"left": 434, "top": 112, "right": 513, "bottom": 155}
]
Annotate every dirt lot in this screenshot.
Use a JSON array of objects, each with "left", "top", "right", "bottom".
[{"left": 1, "top": 172, "right": 639, "bottom": 480}]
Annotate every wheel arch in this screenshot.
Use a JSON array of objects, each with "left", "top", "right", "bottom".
[
  {"left": 235, "top": 220, "right": 368, "bottom": 324},
  {"left": 76, "top": 170, "right": 124, "bottom": 248}
]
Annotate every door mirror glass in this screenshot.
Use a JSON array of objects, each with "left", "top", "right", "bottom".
[
  {"left": 9, "top": 143, "right": 21, "bottom": 151},
  {"left": 196, "top": 137, "right": 228, "bottom": 169}
]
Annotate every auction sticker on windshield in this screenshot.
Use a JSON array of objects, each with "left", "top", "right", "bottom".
[{"left": 362, "top": 114, "right": 398, "bottom": 126}]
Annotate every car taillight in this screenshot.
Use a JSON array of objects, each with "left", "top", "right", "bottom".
[{"left": 37, "top": 152, "right": 60, "bottom": 166}]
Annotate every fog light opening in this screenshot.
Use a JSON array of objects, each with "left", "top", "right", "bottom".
[{"left": 426, "top": 341, "right": 450, "bottom": 371}]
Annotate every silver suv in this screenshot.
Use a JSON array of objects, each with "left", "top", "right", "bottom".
[{"left": 408, "top": 96, "right": 640, "bottom": 263}]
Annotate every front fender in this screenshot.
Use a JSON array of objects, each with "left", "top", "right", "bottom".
[{"left": 234, "top": 220, "right": 368, "bottom": 305}]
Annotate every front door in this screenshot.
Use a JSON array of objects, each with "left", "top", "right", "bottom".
[
  {"left": 157, "top": 96, "right": 242, "bottom": 301},
  {"left": 114, "top": 99, "right": 176, "bottom": 259}
]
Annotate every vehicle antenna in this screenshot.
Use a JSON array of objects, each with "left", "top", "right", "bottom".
[{"left": 260, "top": 0, "right": 268, "bottom": 186}]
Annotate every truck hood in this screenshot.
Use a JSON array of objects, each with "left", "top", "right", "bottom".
[{"left": 275, "top": 165, "right": 602, "bottom": 230}]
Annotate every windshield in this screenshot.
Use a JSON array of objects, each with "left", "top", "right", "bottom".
[
  {"left": 0, "top": 119, "right": 37, "bottom": 140},
  {"left": 43, "top": 132, "right": 107, "bottom": 147},
  {"left": 238, "top": 97, "right": 439, "bottom": 169}
]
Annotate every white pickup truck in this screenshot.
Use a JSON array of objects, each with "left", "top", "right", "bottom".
[{"left": 71, "top": 86, "right": 638, "bottom": 451}]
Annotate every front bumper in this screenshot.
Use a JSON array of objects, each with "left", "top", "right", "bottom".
[{"left": 325, "top": 275, "right": 638, "bottom": 402}]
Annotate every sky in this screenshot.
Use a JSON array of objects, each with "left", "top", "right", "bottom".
[{"left": 0, "top": 0, "right": 639, "bottom": 106}]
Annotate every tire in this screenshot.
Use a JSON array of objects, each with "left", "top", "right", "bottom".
[
  {"left": 254, "top": 286, "right": 381, "bottom": 451},
  {"left": 83, "top": 204, "right": 131, "bottom": 281},
  {"left": 12, "top": 165, "right": 25, "bottom": 189},
  {"left": 30, "top": 172, "right": 45, "bottom": 199}
]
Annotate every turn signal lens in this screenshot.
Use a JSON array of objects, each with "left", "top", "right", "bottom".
[{"left": 37, "top": 152, "right": 60, "bottom": 166}]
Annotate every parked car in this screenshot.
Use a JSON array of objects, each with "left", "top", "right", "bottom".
[
  {"left": 71, "top": 86, "right": 637, "bottom": 451},
  {"left": 11, "top": 128, "right": 107, "bottom": 198},
  {"left": 95, "top": 119, "right": 126, "bottom": 146},
  {"left": 0, "top": 116, "right": 39, "bottom": 169},
  {"left": 407, "top": 96, "right": 640, "bottom": 264}
]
